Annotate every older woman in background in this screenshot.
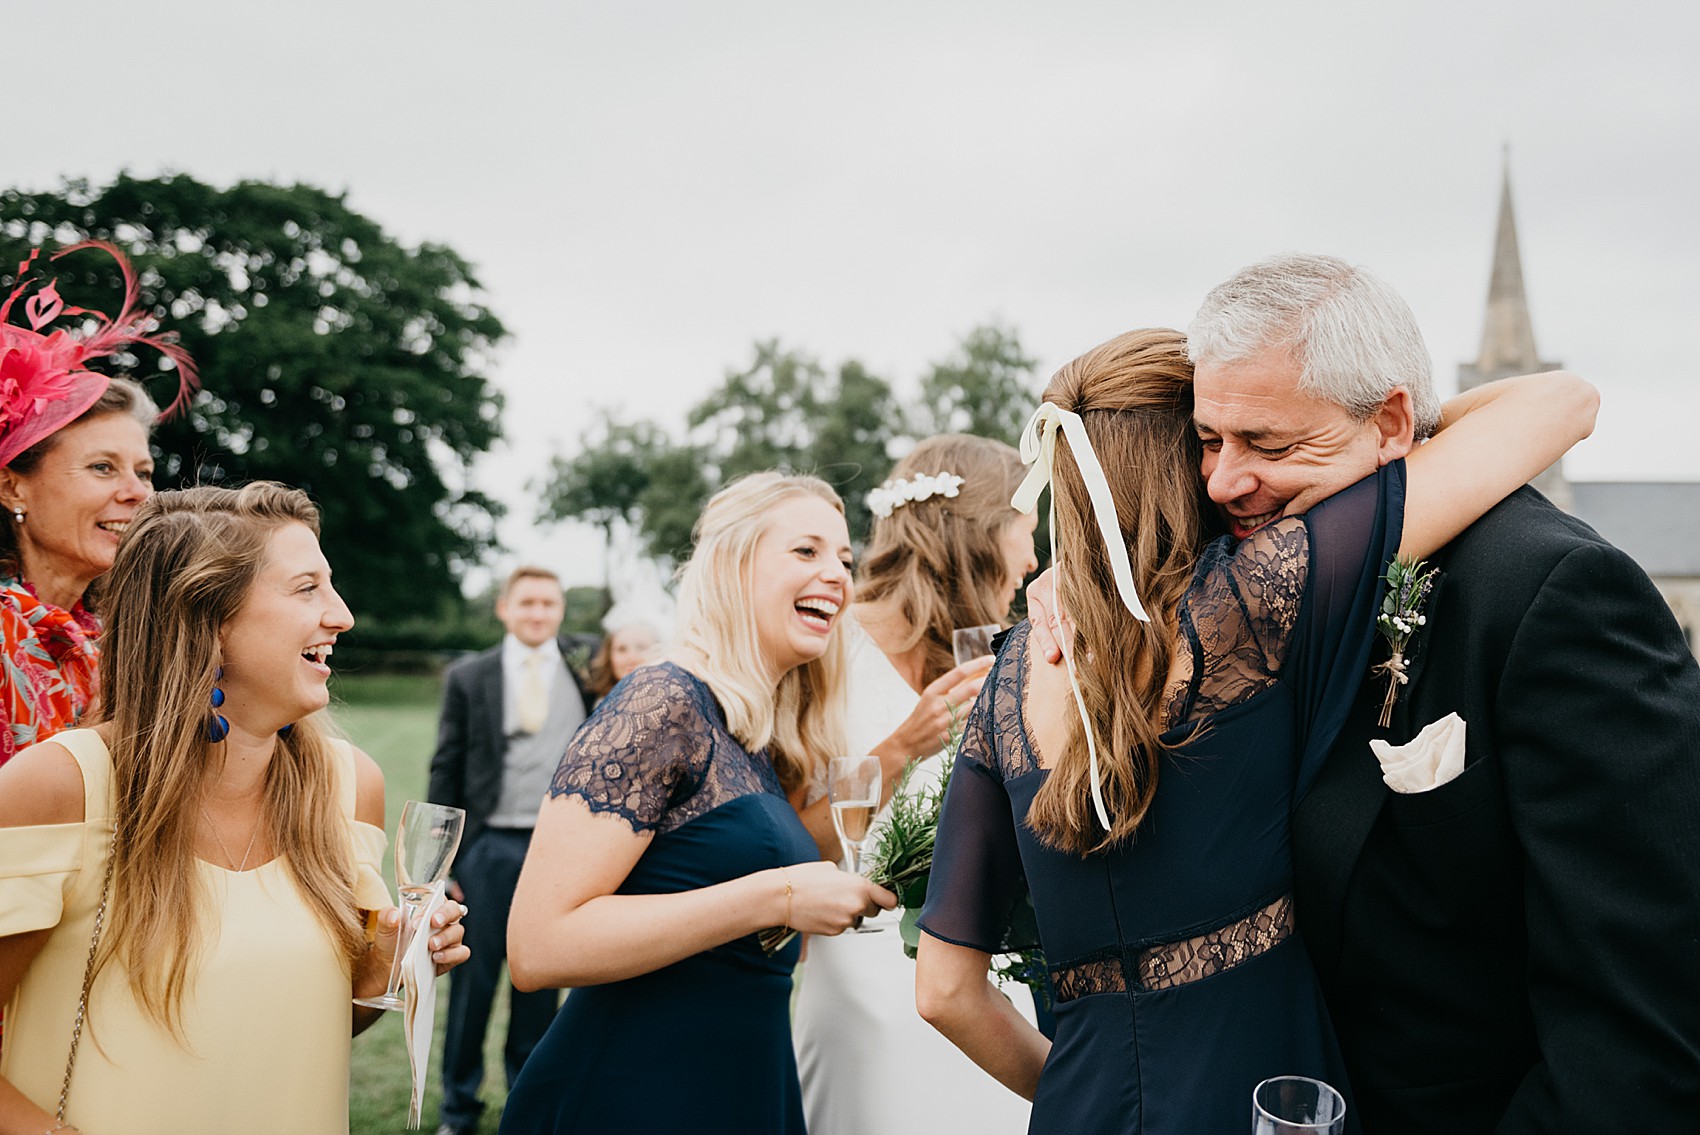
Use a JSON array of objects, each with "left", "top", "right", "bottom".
[
  {"left": 0, "top": 242, "right": 196, "bottom": 767},
  {"left": 792, "top": 433, "right": 1040, "bottom": 1135},
  {"left": 584, "top": 608, "right": 665, "bottom": 703}
]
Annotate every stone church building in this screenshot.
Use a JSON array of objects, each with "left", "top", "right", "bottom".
[{"left": 1459, "top": 165, "right": 1700, "bottom": 653}]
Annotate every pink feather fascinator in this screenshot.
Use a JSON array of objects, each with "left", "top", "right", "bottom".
[{"left": 0, "top": 240, "right": 199, "bottom": 468}]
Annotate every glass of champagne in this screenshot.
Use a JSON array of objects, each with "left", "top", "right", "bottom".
[
  {"left": 354, "top": 800, "right": 466, "bottom": 1011},
  {"left": 829, "top": 755, "right": 880, "bottom": 872},
  {"left": 828, "top": 755, "right": 882, "bottom": 932},
  {"left": 952, "top": 623, "right": 1001, "bottom": 666},
  {"left": 1251, "top": 1076, "right": 1347, "bottom": 1135}
]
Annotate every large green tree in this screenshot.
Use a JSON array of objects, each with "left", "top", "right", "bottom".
[
  {"left": 913, "top": 322, "right": 1040, "bottom": 444},
  {"left": 543, "top": 342, "right": 904, "bottom": 562},
  {"left": 687, "top": 343, "right": 903, "bottom": 543},
  {"left": 539, "top": 411, "right": 711, "bottom": 571},
  {"left": 0, "top": 174, "right": 507, "bottom": 617}
]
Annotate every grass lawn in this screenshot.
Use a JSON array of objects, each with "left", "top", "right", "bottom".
[{"left": 333, "top": 671, "right": 531, "bottom": 1135}]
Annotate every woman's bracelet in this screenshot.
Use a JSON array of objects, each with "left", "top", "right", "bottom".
[{"left": 779, "top": 865, "right": 793, "bottom": 931}]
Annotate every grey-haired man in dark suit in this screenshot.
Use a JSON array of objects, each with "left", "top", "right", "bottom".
[{"left": 1030, "top": 254, "right": 1700, "bottom": 1132}]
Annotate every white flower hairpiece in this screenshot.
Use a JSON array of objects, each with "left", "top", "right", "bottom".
[{"left": 866, "top": 472, "right": 965, "bottom": 519}]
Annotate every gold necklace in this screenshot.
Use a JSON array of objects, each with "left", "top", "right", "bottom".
[{"left": 200, "top": 805, "right": 261, "bottom": 872}]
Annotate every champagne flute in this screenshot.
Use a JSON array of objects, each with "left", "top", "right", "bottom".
[
  {"left": 1251, "top": 1076, "right": 1347, "bottom": 1135},
  {"left": 828, "top": 755, "right": 883, "bottom": 933},
  {"left": 354, "top": 800, "right": 466, "bottom": 1011},
  {"left": 952, "top": 623, "right": 1001, "bottom": 666},
  {"left": 829, "top": 755, "right": 881, "bottom": 874}
]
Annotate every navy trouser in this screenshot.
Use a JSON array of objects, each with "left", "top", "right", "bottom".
[{"left": 439, "top": 827, "right": 561, "bottom": 1128}]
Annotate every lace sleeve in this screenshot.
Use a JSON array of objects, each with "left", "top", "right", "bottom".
[
  {"left": 548, "top": 664, "right": 710, "bottom": 833},
  {"left": 1178, "top": 520, "right": 1310, "bottom": 720},
  {"left": 916, "top": 631, "right": 1031, "bottom": 953}
]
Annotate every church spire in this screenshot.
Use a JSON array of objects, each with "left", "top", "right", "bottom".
[
  {"left": 1472, "top": 148, "right": 1548, "bottom": 376},
  {"left": 1458, "top": 149, "right": 1570, "bottom": 509},
  {"left": 1460, "top": 149, "right": 1559, "bottom": 390}
]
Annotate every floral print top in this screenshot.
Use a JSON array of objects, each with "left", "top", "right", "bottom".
[{"left": 0, "top": 575, "right": 100, "bottom": 769}]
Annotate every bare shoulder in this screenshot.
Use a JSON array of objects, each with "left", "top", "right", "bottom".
[
  {"left": 349, "top": 744, "right": 386, "bottom": 827},
  {"left": 0, "top": 741, "right": 86, "bottom": 827}
]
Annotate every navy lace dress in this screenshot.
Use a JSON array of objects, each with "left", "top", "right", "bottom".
[
  {"left": 499, "top": 663, "right": 820, "bottom": 1135},
  {"left": 919, "top": 462, "right": 1403, "bottom": 1135}
]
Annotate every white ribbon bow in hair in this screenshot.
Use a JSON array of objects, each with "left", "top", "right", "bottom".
[{"left": 1013, "top": 402, "right": 1150, "bottom": 832}]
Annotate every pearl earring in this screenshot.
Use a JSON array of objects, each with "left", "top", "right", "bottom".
[{"left": 9, "top": 507, "right": 21, "bottom": 523}]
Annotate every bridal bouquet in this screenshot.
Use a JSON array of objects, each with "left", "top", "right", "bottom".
[
  {"left": 863, "top": 725, "right": 1048, "bottom": 1006},
  {"left": 862, "top": 747, "right": 953, "bottom": 957}
]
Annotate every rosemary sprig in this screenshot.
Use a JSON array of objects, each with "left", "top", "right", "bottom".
[{"left": 1373, "top": 556, "right": 1437, "bottom": 727}]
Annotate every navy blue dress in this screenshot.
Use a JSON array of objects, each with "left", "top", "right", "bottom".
[
  {"left": 919, "top": 463, "right": 1404, "bottom": 1135},
  {"left": 499, "top": 663, "right": 820, "bottom": 1135}
]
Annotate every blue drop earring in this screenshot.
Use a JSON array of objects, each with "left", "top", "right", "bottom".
[{"left": 208, "top": 666, "right": 229, "bottom": 743}]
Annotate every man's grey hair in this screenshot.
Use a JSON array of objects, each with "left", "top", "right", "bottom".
[{"left": 1188, "top": 253, "right": 1442, "bottom": 439}]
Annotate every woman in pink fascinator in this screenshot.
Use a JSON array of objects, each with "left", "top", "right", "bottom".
[{"left": 0, "top": 241, "right": 197, "bottom": 768}]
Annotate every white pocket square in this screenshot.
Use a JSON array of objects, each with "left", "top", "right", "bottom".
[{"left": 1370, "top": 711, "right": 1467, "bottom": 794}]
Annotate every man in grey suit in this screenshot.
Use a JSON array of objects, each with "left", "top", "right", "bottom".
[{"left": 429, "top": 566, "right": 592, "bottom": 1135}]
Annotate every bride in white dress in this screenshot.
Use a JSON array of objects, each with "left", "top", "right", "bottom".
[{"left": 794, "top": 434, "right": 1040, "bottom": 1135}]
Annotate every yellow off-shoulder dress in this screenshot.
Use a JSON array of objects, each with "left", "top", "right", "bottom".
[{"left": 0, "top": 728, "right": 391, "bottom": 1135}]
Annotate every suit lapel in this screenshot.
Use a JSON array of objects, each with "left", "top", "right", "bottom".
[
  {"left": 477, "top": 652, "right": 507, "bottom": 757},
  {"left": 1295, "top": 558, "right": 1451, "bottom": 973}
]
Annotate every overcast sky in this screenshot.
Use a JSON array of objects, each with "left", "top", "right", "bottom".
[{"left": 12, "top": 0, "right": 1698, "bottom": 587}]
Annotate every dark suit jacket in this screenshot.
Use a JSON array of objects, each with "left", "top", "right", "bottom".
[
  {"left": 427, "top": 636, "right": 594, "bottom": 844},
  {"left": 1294, "top": 487, "right": 1700, "bottom": 1133}
]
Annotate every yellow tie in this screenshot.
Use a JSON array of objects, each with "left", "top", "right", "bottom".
[{"left": 518, "top": 651, "right": 548, "bottom": 734}]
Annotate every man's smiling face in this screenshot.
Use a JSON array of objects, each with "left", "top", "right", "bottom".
[{"left": 1193, "top": 344, "right": 1414, "bottom": 539}]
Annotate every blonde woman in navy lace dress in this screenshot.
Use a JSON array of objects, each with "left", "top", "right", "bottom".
[
  {"left": 914, "top": 327, "right": 1596, "bottom": 1134},
  {"left": 500, "top": 473, "right": 894, "bottom": 1135}
]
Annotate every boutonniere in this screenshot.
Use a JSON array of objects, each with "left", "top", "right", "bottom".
[{"left": 1373, "top": 556, "right": 1438, "bottom": 728}]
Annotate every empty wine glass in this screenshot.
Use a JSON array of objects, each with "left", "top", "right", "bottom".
[
  {"left": 354, "top": 800, "right": 466, "bottom": 1011},
  {"left": 952, "top": 624, "right": 1000, "bottom": 666},
  {"left": 1252, "top": 1076, "right": 1347, "bottom": 1135}
]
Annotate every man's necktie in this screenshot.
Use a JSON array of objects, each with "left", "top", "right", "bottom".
[{"left": 518, "top": 651, "right": 548, "bottom": 735}]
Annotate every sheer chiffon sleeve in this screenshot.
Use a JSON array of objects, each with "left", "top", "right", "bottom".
[
  {"left": 917, "top": 629, "right": 1033, "bottom": 953},
  {"left": 548, "top": 663, "right": 710, "bottom": 834},
  {"left": 1285, "top": 459, "right": 1406, "bottom": 792}
]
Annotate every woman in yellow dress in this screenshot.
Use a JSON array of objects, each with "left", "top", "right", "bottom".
[{"left": 0, "top": 481, "right": 470, "bottom": 1135}]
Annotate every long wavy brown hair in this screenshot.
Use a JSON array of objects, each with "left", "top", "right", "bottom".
[
  {"left": 854, "top": 434, "right": 1028, "bottom": 687},
  {"left": 90, "top": 482, "right": 366, "bottom": 1037},
  {"left": 1025, "top": 329, "right": 1212, "bottom": 855}
]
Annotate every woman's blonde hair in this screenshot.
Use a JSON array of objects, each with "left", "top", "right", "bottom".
[
  {"left": 670, "top": 472, "right": 849, "bottom": 793},
  {"left": 1025, "top": 329, "right": 1210, "bottom": 855},
  {"left": 91, "top": 482, "right": 366, "bottom": 1036},
  {"left": 855, "top": 434, "right": 1028, "bottom": 687}
]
